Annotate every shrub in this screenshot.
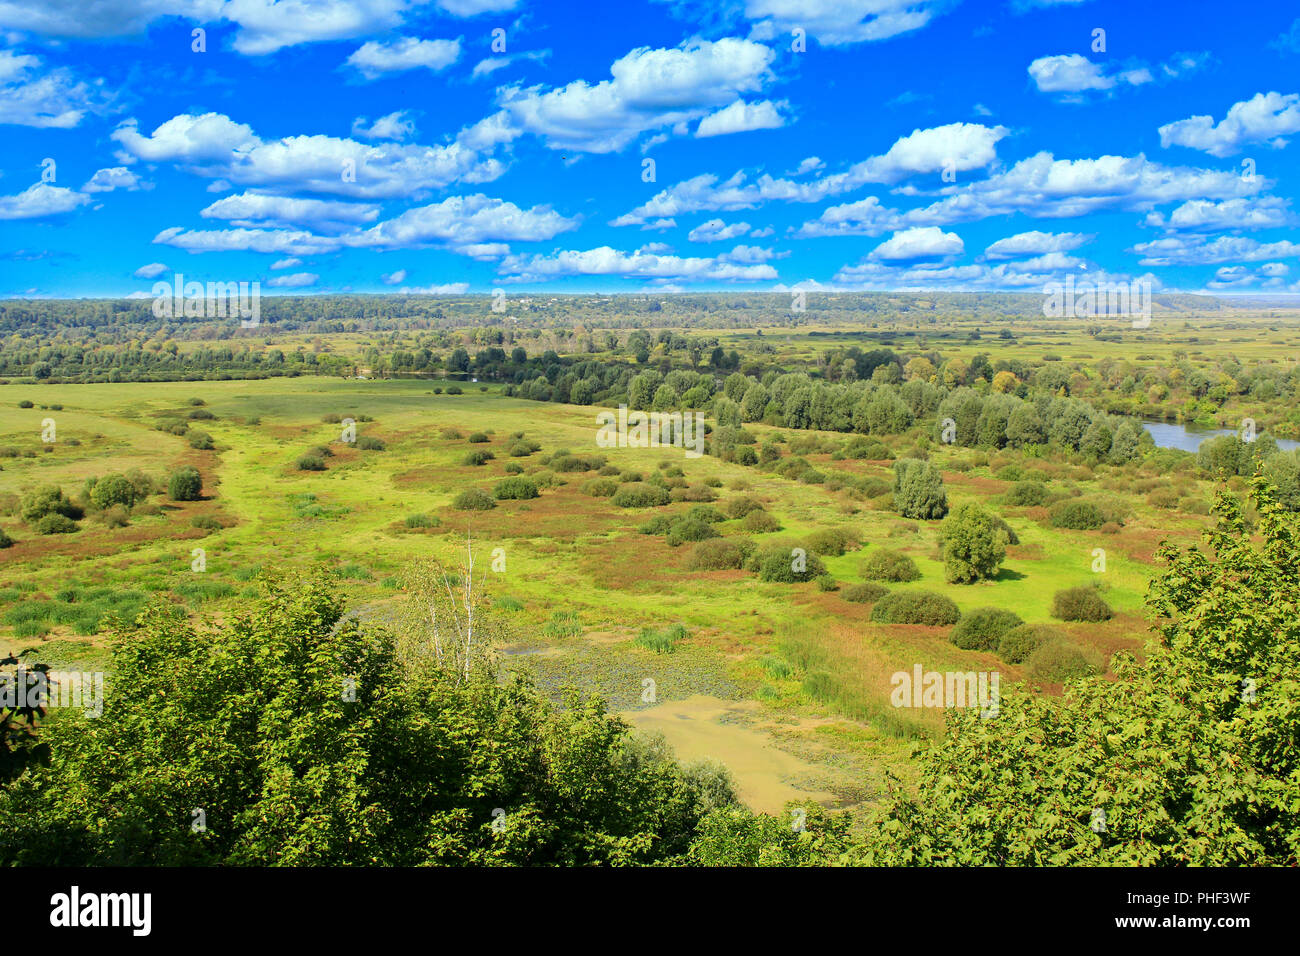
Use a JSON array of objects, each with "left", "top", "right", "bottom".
[
  {"left": 0, "top": 527, "right": 12, "bottom": 548},
  {"left": 687, "top": 538, "right": 756, "bottom": 571},
  {"left": 35, "top": 513, "right": 79, "bottom": 535},
  {"left": 860, "top": 548, "right": 921, "bottom": 582},
  {"left": 494, "top": 476, "right": 539, "bottom": 500},
  {"left": 357, "top": 436, "right": 386, "bottom": 451},
  {"left": 551, "top": 454, "right": 606, "bottom": 473},
  {"left": 188, "top": 408, "right": 215, "bottom": 420},
  {"left": 17, "top": 400, "right": 33, "bottom": 408},
  {"left": 892, "top": 458, "right": 948, "bottom": 520},
  {"left": 89, "top": 474, "right": 139, "bottom": 510},
  {"left": 741, "top": 509, "right": 781, "bottom": 533},
  {"left": 1005, "top": 481, "right": 1049, "bottom": 507},
  {"left": 168, "top": 467, "right": 203, "bottom": 501},
  {"left": 582, "top": 478, "right": 618, "bottom": 497},
  {"left": 404, "top": 513, "right": 439, "bottom": 529},
  {"left": 611, "top": 483, "right": 671, "bottom": 508},
  {"left": 842, "top": 582, "right": 888, "bottom": 604},
  {"left": 468, "top": 432, "right": 489, "bottom": 443},
  {"left": 724, "top": 496, "right": 764, "bottom": 519},
  {"left": 816, "top": 575, "right": 838, "bottom": 592},
  {"left": 751, "top": 544, "right": 827, "bottom": 583},
  {"left": 503, "top": 462, "right": 523, "bottom": 475},
  {"left": 1050, "top": 501, "right": 1106, "bottom": 530},
  {"left": 21, "top": 485, "right": 83, "bottom": 522},
  {"left": 869, "top": 590, "right": 960, "bottom": 626},
  {"left": 509, "top": 440, "right": 540, "bottom": 457},
  {"left": 462, "top": 450, "right": 494, "bottom": 466},
  {"left": 445, "top": 385, "right": 463, "bottom": 395},
  {"left": 666, "top": 516, "right": 718, "bottom": 547},
  {"left": 191, "top": 515, "right": 222, "bottom": 530},
  {"left": 1026, "top": 640, "right": 1104, "bottom": 683},
  {"left": 440, "top": 427, "right": 462, "bottom": 440},
  {"left": 296, "top": 455, "right": 326, "bottom": 471},
  {"left": 452, "top": 488, "right": 496, "bottom": 511},
  {"left": 188, "top": 431, "right": 215, "bottom": 450},
  {"left": 1052, "top": 586, "right": 1114, "bottom": 622},
  {"left": 950, "top": 607, "right": 1024, "bottom": 651},
  {"left": 997, "top": 624, "right": 1066, "bottom": 664},
  {"left": 806, "top": 527, "right": 859, "bottom": 556},
  {"left": 939, "top": 503, "right": 1009, "bottom": 584}
]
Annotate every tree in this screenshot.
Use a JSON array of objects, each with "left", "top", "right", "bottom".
[
  {"left": 855, "top": 479, "right": 1300, "bottom": 866},
  {"left": 89, "top": 474, "right": 139, "bottom": 510},
  {"left": 0, "top": 572, "right": 736, "bottom": 865},
  {"left": 20, "top": 486, "right": 81, "bottom": 524},
  {"left": 939, "top": 503, "right": 1008, "bottom": 583},
  {"left": 892, "top": 458, "right": 948, "bottom": 520},
  {"left": 168, "top": 466, "right": 202, "bottom": 501}
]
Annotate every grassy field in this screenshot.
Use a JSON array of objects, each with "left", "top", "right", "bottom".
[{"left": 0, "top": 370, "right": 1230, "bottom": 811}]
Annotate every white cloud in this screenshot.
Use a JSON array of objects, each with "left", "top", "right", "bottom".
[
  {"left": 1159, "top": 92, "right": 1300, "bottom": 157},
  {"left": 470, "top": 49, "right": 549, "bottom": 80},
  {"left": 352, "top": 111, "right": 416, "bottom": 141},
  {"left": 0, "top": 182, "right": 90, "bottom": 219},
  {"left": 492, "top": 37, "right": 777, "bottom": 153},
  {"left": 984, "top": 230, "right": 1092, "bottom": 260},
  {"left": 869, "top": 226, "right": 963, "bottom": 261},
  {"left": 687, "top": 219, "right": 751, "bottom": 242},
  {"left": 133, "top": 262, "right": 168, "bottom": 279},
  {"left": 0, "top": 48, "right": 101, "bottom": 128},
  {"left": 720, "top": 244, "right": 779, "bottom": 264},
  {"left": 81, "top": 167, "right": 147, "bottom": 193},
  {"left": 266, "top": 271, "right": 319, "bottom": 288},
  {"left": 201, "top": 192, "right": 381, "bottom": 230},
  {"left": 382, "top": 269, "right": 407, "bottom": 284},
  {"left": 345, "top": 36, "right": 461, "bottom": 79},
  {"left": 270, "top": 257, "right": 302, "bottom": 270},
  {"left": 1131, "top": 234, "right": 1300, "bottom": 266},
  {"left": 695, "top": 99, "right": 785, "bottom": 138},
  {"left": 613, "top": 122, "right": 1007, "bottom": 225},
  {"left": 743, "top": 0, "right": 950, "bottom": 46},
  {"left": 498, "top": 246, "right": 778, "bottom": 283},
  {"left": 1143, "top": 196, "right": 1294, "bottom": 232},
  {"left": 112, "top": 111, "right": 505, "bottom": 199},
  {"left": 402, "top": 282, "right": 470, "bottom": 294},
  {"left": 1027, "top": 54, "right": 1152, "bottom": 96},
  {"left": 792, "top": 156, "right": 824, "bottom": 175}
]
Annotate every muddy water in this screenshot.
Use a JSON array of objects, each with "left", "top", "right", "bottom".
[{"left": 621, "top": 694, "right": 837, "bottom": 814}]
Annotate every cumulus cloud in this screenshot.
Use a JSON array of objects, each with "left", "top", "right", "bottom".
[
  {"left": 133, "top": 262, "right": 168, "bottom": 279},
  {"left": 497, "top": 245, "right": 778, "bottom": 283},
  {"left": 266, "top": 271, "right": 319, "bottom": 288},
  {"left": 742, "top": 0, "right": 952, "bottom": 46},
  {"left": 983, "top": 230, "right": 1092, "bottom": 260},
  {"left": 381, "top": 269, "right": 407, "bottom": 284},
  {"left": 0, "top": 48, "right": 102, "bottom": 128},
  {"left": 687, "top": 219, "right": 751, "bottom": 242},
  {"left": 81, "top": 167, "right": 147, "bottom": 193},
  {"left": 695, "top": 99, "right": 785, "bottom": 137},
  {"left": 1131, "top": 234, "right": 1300, "bottom": 266},
  {"left": 1142, "top": 196, "right": 1294, "bottom": 232},
  {"left": 869, "top": 226, "right": 963, "bottom": 262},
  {"left": 270, "top": 257, "right": 302, "bottom": 270},
  {"left": 490, "top": 37, "right": 778, "bottom": 153},
  {"left": 200, "top": 192, "right": 381, "bottom": 230},
  {"left": 351, "top": 111, "right": 416, "bottom": 141},
  {"left": 112, "top": 111, "right": 505, "bottom": 199},
  {"left": 345, "top": 37, "right": 460, "bottom": 79},
  {"left": 1159, "top": 92, "right": 1300, "bottom": 157},
  {"left": 612, "top": 122, "right": 1007, "bottom": 225},
  {"left": 0, "top": 182, "right": 90, "bottom": 219}
]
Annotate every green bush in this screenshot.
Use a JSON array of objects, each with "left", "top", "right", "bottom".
[
  {"left": 1005, "top": 481, "right": 1049, "bottom": 507},
  {"left": 462, "top": 450, "right": 494, "bottom": 466},
  {"left": 0, "top": 527, "right": 13, "bottom": 548},
  {"left": 1026, "top": 640, "right": 1105, "bottom": 683},
  {"left": 666, "top": 516, "right": 719, "bottom": 547},
  {"left": 35, "top": 513, "right": 79, "bottom": 535},
  {"left": 687, "top": 538, "right": 756, "bottom": 571},
  {"left": 950, "top": 607, "right": 1024, "bottom": 650},
  {"left": 357, "top": 436, "right": 386, "bottom": 451},
  {"left": 724, "top": 496, "right": 763, "bottom": 519},
  {"left": 582, "top": 478, "right": 618, "bottom": 497},
  {"left": 939, "top": 502, "right": 1009, "bottom": 584},
  {"left": 296, "top": 455, "right": 326, "bottom": 471},
  {"left": 611, "top": 483, "right": 671, "bottom": 508},
  {"left": 21, "top": 486, "right": 83, "bottom": 523},
  {"left": 404, "top": 513, "right": 439, "bottom": 529},
  {"left": 1052, "top": 586, "right": 1113, "bottom": 622},
  {"left": 806, "top": 527, "right": 859, "bottom": 556},
  {"left": 842, "top": 582, "right": 888, "bottom": 604},
  {"left": 468, "top": 432, "right": 489, "bottom": 443},
  {"left": 816, "top": 575, "right": 838, "bottom": 592},
  {"left": 751, "top": 544, "right": 827, "bottom": 583},
  {"left": 741, "top": 510, "right": 781, "bottom": 533},
  {"left": 860, "top": 548, "right": 921, "bottom": 582},
  {"left": 89, "top": 474, "right": 140, "bottom": 510},
  {"left": 869, "top": 590, "right": 960, "bottom": 626},
  {"left": 188, "top": 431, "right": 215, "bottom": 450},
  {"left": 494, "top": 476, "right": 539, "bottom": 500},
  {"left": 168, "top": 467, "right": 203, "bottom": 501},
  {"left": 1050, "top": 501, "right": 1106, "bottom": 530},
  {"left": 892, "top": 458, "right": 948, "bottom": 520},
  {"left": 452, "top": 488, "right": 496, "bottom": 511},
  {"left": 997, "top": 624, "right": 1066, "bottom": 664},
  {"left": 509, "top": 440, "right": 541, "bottom": 457}
]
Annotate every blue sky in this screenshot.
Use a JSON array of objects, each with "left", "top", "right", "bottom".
[{"left": 1, "top": 0, "right": 1299, "bottom": 298}]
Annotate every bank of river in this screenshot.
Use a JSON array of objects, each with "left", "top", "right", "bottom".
[{"left": 1142, "top": 420, "right": 1300, "bottom": 454}]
